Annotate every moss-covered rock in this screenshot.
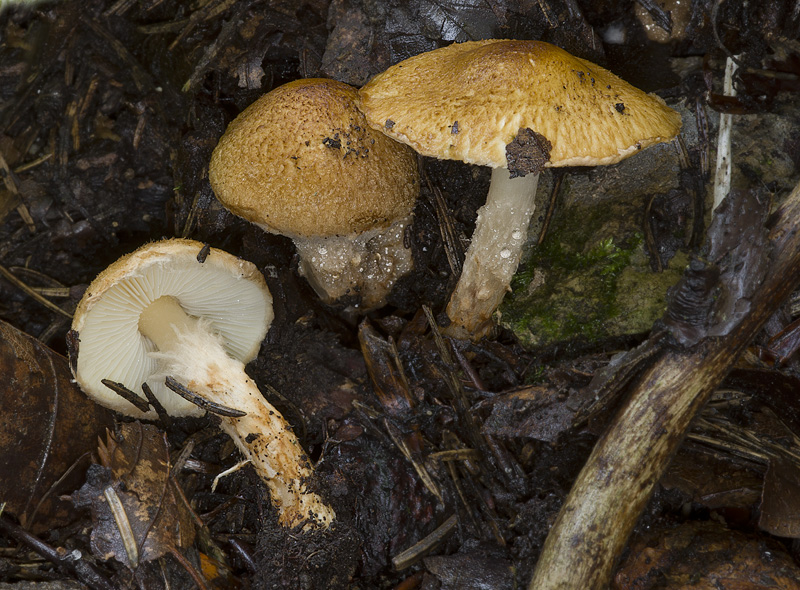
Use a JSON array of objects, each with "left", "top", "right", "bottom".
[{"left": 499, "top": 140, "right": 689, "bottom": 348}]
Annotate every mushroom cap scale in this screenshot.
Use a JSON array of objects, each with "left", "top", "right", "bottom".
[
  {"left": 72, "top": 239, "right": 272, "bottom": 417},
  {"left": 358, "top": 39, "right": 682, "bottom": 169},
  {"left": 209, "top": 78, "right": 419, "bottom": 239}
]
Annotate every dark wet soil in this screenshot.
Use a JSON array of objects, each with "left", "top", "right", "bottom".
[{"left": 2, "top": 1, "right": 800, "bottom": 589}]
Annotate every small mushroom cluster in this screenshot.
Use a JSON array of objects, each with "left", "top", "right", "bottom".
[
  {"left": 69, "top": 39, "right": 682, "bottom": 537},
  {"left": 208, "top": 39, "right": 681, "bottom": 338}
]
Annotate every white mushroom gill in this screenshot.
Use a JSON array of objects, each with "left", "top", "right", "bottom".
[
  {"left": 75, "top": 256, "right": 269, "bottom": 416},
  {"left": 71, "top": 240, "right": 335, "bottom": 530}
]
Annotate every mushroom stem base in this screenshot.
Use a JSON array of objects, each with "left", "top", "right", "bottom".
[
  {"left": 142, "top": 304, "right": 334, "bottom": 529},
  {"left": 445, "top": 168, "right": 540, "bottom": 339},
  {"left": 293, "top": 214, "right": 413, "bottom": 311}
]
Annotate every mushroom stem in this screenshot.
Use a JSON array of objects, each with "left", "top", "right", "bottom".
[
  {"left": 138, "top": 296, "right": 335, "bottom": 529},
  {"left": 293, "top": 214, "right": 414, "bottom": 310},
  {"left": 445, "top": 168, "right": 540, "bottom": 339},
  {"left": 138, "top": 296, "right": 196, "bottom": 350}
]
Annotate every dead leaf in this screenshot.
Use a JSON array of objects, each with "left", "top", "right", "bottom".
[
  {"left": 661, "top": 449, "right": 763, "bottom": 510},
  {"left": 0, "top": 319, "right": 114, "bottom": 533},
  {"left": 724, "top": 368, "right": 800, "bottom": 436},
  {"left": 760, "top": 454, "right": 800, "bottom": 538},
  {"left": 412, "top": 0, "right": 504, "bottom": 42},
  {"left": 664, "top": 188, "right": 770, "bottom": 347},
  {"left": 358, "top": 320, "right": 415, "bottom": 419},
  {"left": 71, "top": 422, "right": 196, "bottom": 569},
  {"left": 424, "top": 543, "right": 514, "bottom": 589},
  {"left": 615, "top": 520, "right": 800, "bottom": 590}
]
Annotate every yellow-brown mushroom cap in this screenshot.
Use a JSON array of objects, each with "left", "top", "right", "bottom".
[
  {"left": 358, "top": 39, "right": 682, "bottom": 168},
  {"left": 209, "top": 78, "right": 419, "bottom": 239}
]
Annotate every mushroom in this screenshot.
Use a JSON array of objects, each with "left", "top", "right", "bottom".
[
  {"left": 70, "top": 238, "right": 335, "bottom": 529},
  {"left": 209, "top": 78, "right": 419, "bottom": 311},
  {"left": 358, "top": 39, "right": 682, "bottom": 338}
]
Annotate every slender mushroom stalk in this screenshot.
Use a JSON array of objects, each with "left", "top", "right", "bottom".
[
  {"left": 445, "top": 168, "right": 539, "bottom": 338},
  {"left": 137, "top": 296, "right": 332, "bottom": 528},
  {"left": 359, "top": 39, "right": 682, "bottom": 339},
  {"left": 71, "top": 239, "right": 334, "bottom": 529}
]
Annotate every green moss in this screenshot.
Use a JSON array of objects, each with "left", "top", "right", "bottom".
[
  {"left": 505, "top": 237, "right": 638, "bottom": 340},
  {"left": 500, "top": 201, "right": 686, "bottom": 349},
  {"left": 525, "top": 365, "right": 547, "bottom": 385}
]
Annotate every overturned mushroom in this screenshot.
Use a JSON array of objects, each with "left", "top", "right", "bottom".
[
  {"left": 209, "top": 78, "right": 419, "bottom": 311},
  {"left": 359, "top": 39, "right": 682, "bottom": 338},
  {"left": 69, "top": 238, "right": 334, "bottom": 529}
]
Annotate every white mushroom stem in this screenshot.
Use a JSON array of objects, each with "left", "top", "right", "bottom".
[
  {"left": 292, "top": 214, "right": 413, "bottom": 311},
  {"left": 138, "top": 296, "right": 335, "bottom": 529},
  {"left": 712, "top": 55, "right": 739, "bottom": 211},
  {"left": 445, "top": 167, "right": 540, "bottom": 339}
]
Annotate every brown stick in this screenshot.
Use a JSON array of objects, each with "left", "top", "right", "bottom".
[{"left": 529, "top": 180, "right": 800, "bottom": 589}]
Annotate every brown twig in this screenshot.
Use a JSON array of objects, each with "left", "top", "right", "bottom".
[
  {"left": 391, "top": 514, "right": 458, "bottom": 570},
  {"left": 0, "top": 264, "right": 73, "bottom": 319},
  {"left": 181, "top": 3, "right": 245, "bottom": 92},
  {"left": 164, "top": 376, "right": 247, "bottom": 417},
  {"left": 141, "top": 382, "right": 172, "bottom": 426},
  {"left": 0, "top": 514, "right": 116, "bottom": 590},
  {"left": 168, "top": 545, "right": 211, "bottom": 590},
  {"left": 101, "top": 379, "right": 152, "bottom": 413},
  {"left": 423, "top": 166, "right": 463, "bottom": 277},
  {"left": 643, "top": 193, "right": 663, "bottom": 272},
  {"left": 536, "top": 170, "right": 563, "bottom": 246}
]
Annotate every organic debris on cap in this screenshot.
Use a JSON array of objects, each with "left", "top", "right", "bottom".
[
  {"left": 359, "top": 39, "right": 682, "bottom": 169},
  {"left": 209, "top": 78, "right": 418, "bottom": 239}
]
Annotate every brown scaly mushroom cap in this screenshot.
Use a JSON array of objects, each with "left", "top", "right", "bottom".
[
  {"left": 71, "top": 239, "right": 334, "bottom": 529},
  {"left": 359, "top": 40, "right": 682, "bottom": 338},
  {"left": 358, "top": 39, "right": 681, "bottom": 170},
  {"left": 209, "top": 78, "right": 420, "bottom": 310}
]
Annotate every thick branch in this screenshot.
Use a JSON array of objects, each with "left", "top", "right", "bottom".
[{"left": 529, "top": 180, "right": 800, "bottom": 589}]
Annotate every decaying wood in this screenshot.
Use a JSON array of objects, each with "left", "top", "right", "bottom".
[{"left": 530, "top": 179, "right": 800, "bottom": 589}]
